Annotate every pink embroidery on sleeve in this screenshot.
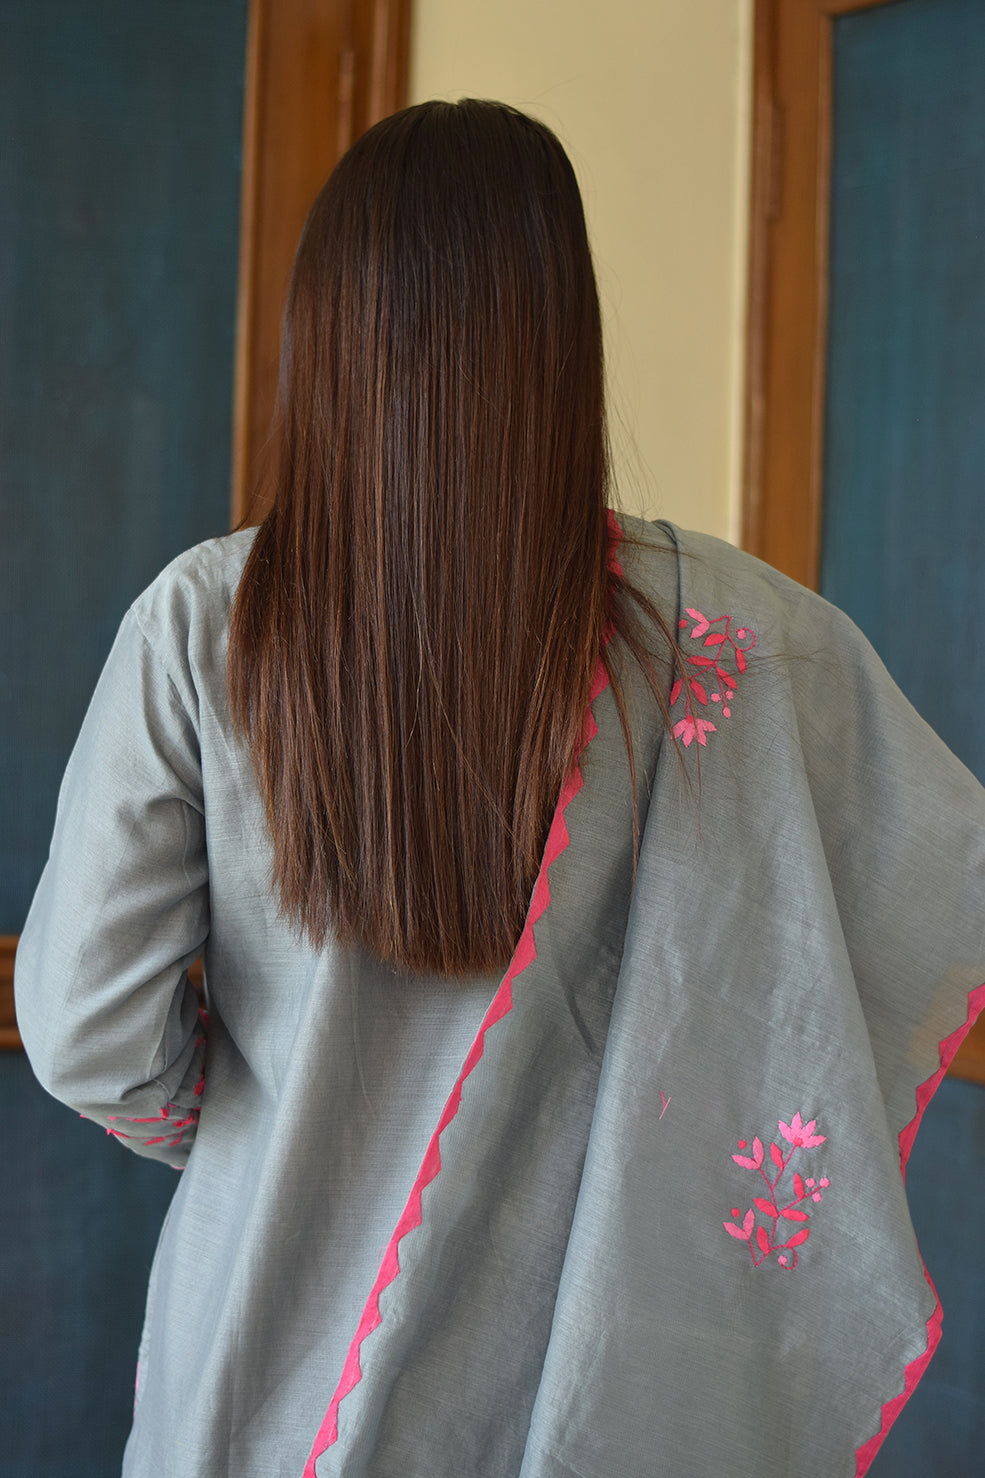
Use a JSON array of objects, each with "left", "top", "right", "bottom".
[
  {"left": 723, "top": 1112, "right": 831, "bottom": 1270},
  {"left": 106, "top": 1100, "right": 200, "bottom": 1150},
  {"left": 104, "top": 1015, "right": 208, "bottom": 1153},
  {"left": 672, "top": 609, "right": 755, "bottom": 748}
]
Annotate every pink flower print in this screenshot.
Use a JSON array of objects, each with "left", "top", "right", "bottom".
[
  {"left": 671, "top": 609, "right": 754, "bottom": 751},
  {"left": 778, "top": 1111, "right": 826, "bottom": 1149},
  {"left": 722, "top": 1111, "right": 832, "bottom": 1271},
  {"left": 672, "top": 715, "right": 717, "bottom": 748}
]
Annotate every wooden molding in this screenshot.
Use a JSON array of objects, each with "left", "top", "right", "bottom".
[
  {"left": 953, "top": 1022, "right": 985, "bottom": 1087},
  {"left": 743, "top": 0, "right": 831, "bottom": 588},
  {"left": 744, "top": 0, "right": 904, "bottom": 587},
  {"left": 0, "top": 937, "right": 18, "bottom": 1051},
  {"left": 739, "top": 0, "right": 776, "bottom": 566},
  {"left": 231, "top": 0, "right": 412, "bottom": 529},
  {"left": 816, "top": 0, "right": 890, "bottom": 14}
]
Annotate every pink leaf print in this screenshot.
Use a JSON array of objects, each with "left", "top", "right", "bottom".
[
  {"left": 670, "top": 678, "right": 682, "bottom": 705},
  {"left": 685, "top": 608, "right": 709, "bottom": 639},
  {"left": 793, "top": 1173, "right": 805, "bottom": 1199},
  {"left": 755, "top": 1197, "right": 777, "bottom": 1217},
  {"left": 736, "top": 648, "right": 746, "bottom": 673},
  {"left": 703, "top": 633, "right": 726, "bottom": 648},
  {"left": 784, "top": 1228, "right": 810, "bottom": 1248},
  {"left": 756, "top": 1225, "right": 770, "bottom": 1255},
  {"left": 724, "top": 1208, "right": 755, "bottom": 1241},
  {"left": 780, "top": 1208, "right": 808, "bottom": 1221},
  {"left": 770, "top": 1141, "right": 783, "bottom": 1171},
  {"left": 690, "top": 680, "right": 708, "bottom": 705},
  {"left": 687, "top": 655, "right": 714, "bottom": 668},
  {"left": 732, "top": 1152, "right": 760, "bottom": 1170}
]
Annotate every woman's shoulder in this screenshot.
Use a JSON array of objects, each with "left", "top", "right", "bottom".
[
  {"left": 617, "top": 513, "right": 806, "bottom": 599},
  {"left": 616, "top": 513, "right": 862, "bottom": 658},
  {"left": 126, "top": 529, "right": 258, "bottom": 653},
  {"left": 107, "top": 529, "right": 260, "bottom": 711}
]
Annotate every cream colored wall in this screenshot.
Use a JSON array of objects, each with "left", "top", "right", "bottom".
[{"left": 409, "top": 0, "right": 752, "bottom": 542}]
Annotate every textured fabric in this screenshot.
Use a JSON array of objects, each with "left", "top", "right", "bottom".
[{"left": 15, "top": 517, "right": 985, "bottom": 1477}]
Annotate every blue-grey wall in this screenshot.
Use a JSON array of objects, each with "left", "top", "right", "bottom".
[
  {"left": 2, "top": 1053, "right": 179, "bottom": 1474},
  {"left": 874, "top": 1077, "right": 985, "bottom": 1475},
  {"left": 1, "top": 0, "right": 248, "bottom": 933},
  {"left": 1, "top": 2, "right": 247, "bottom": 1471},
  {"left": 822, "top": 3, "right": 985, "bottom": 1470},
  {"left": 821, "top": 0, "right": 985, "bottom": 786}
]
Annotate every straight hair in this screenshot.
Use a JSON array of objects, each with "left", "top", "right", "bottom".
[{"left": 228, "top": 99, "right": 680, "bottom": 976}]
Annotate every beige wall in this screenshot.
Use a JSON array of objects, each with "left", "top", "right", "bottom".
[{"left": 410, "top": 0, "right": 752, "bottom": 542}]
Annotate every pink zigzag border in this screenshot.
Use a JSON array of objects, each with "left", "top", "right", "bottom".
[
  {"left": 854, "top": 977, "right": 985, "bottom": 1476},
  {"left": 302, "top": 515, "right": 624, "bottom": 1476}
]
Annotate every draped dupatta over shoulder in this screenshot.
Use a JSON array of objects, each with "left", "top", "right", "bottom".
[{"left": 16, "top": 517, "right": 985, "bottom": 1478}]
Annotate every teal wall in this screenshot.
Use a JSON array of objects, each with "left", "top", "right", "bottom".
[
  {"left": 1, "top": 1054, "right": 178, "bottom": 1474},
  {"left": 821, "top": 0, "right": 985, "bottom": 786},
  {"left": 1, "top": 0, "right": 248, "bottom": 933},
  {"left": 1, "top": 2, "right": 247, "bottom": 1470},
  {"left": 822, "top": 3, "right": 985, "bottom": 1469}
]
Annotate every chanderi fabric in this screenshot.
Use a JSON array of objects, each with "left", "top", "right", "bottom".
[{"left": 16, "top": 518, "right": 985, "bottom": 1477}]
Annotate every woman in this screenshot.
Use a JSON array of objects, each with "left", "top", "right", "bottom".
[{"left": 16, "top": 100, "right": 985, "bottom": 1477}]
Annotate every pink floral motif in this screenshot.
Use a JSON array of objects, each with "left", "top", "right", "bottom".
[
  {"left": 778, "top": 1110, "right": 826, "bottom": 1148},
  {"left": 106, "top": 1097, "right": 201, "bottom": 1149},
  {"left": 105, "top": 1012, "right": 208, "bottom": 1151},
  {"left": 723, "top": 1111, "right": 831, "bottom": 1270},
  {"left": 672, "top": 608, "right": 755, "bottom": 748}
]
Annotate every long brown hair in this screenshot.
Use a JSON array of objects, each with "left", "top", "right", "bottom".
[{"left": 228, "top": 99, "right": 680, "bottom": 976}]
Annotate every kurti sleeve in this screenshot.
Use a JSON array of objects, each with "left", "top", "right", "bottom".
[{"left": 15, "top": 606, "right": 209, "bottom": 1168}]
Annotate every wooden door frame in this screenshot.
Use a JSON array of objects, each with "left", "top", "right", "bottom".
[
  {"left": 1, "top": 0, "right": 410, "bottom": 1050},
  {"left": 743, "top": 0, "right": 887, "bottom": 590},
  {"left": 743, "top": 0, "right": 985, "bottom": 1082},
  {"left": 232, "top": 0, "right": 411, "bottom": 526}
]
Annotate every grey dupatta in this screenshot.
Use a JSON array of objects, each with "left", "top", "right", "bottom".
[{"left": 15, "top": 517, "right": 985, "bottom": 1477}]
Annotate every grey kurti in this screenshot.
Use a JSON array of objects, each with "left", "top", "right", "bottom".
[{"left": 15, "top": 517, "right": 985, "bottom": 1477}]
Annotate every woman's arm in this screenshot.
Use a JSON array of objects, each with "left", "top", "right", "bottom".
[{"left": 15, "top": 607, "right": 210, "bottom": 1168}]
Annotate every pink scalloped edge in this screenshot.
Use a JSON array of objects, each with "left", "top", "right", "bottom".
[
  {"left": 302, "top": 516, "right": 624, "bottom": 1476},
  {"left": 854, "top": 977, "right": 985, "bottom": 1476}
]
